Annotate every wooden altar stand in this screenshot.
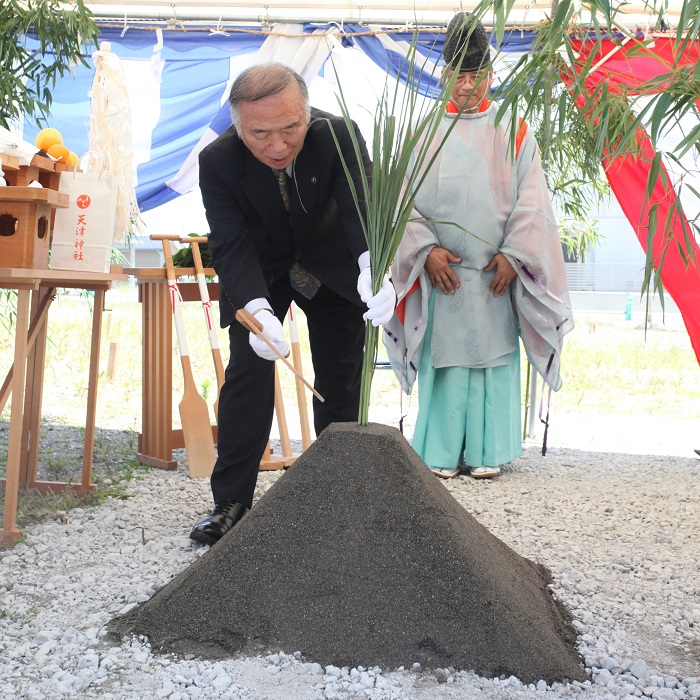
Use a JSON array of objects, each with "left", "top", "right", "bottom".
[{"left": 0, "top": 267, "right": 127, "bottom": 546}]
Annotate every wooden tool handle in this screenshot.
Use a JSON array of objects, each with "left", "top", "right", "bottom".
[
  {"left": 240, "top": 309, "right": 264, "bottom": 332},
  {"left": 288, "top": 302, "right": 312, "bottom": 450},
  {"left": 236, "top": 309, "right": 324, "bottom": 402},
  {"left": 149, "top": 233, "right": 181, "bottom": 241},
  {"left": 188, "top": 240, "right": 225, "bottom": 417},
  {"left": 236, "top": 309, "right": 289, "bottom": 358},
  {"left": 180, "top": 235, "right": 209, "bottom": 244},
  {"left": 156, "top": 238, "right": 190, "bottom": 358}
]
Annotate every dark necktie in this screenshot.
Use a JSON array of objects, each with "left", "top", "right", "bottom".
[{"left": 273, "top": 168, "right": 321, "bottom": 299}]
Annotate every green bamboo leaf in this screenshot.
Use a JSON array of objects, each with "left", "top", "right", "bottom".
[
  {"left": 649, "top": 92, "right": 674, "bottom": 144},
  {"left": 646, "top": 152, "right": 663, "bottom": 199},
  {"left": 492, "top": 0, "right": 506, "bottom": 46},
  {"left": 685, "top": 183, "right": 700, "bottom": 200},
  {"left": 640, "top": 203, "right": 658, "bottom": 296},
  {"left": 676, "top": 0, "right": 694, "bottom": 46},
  {"left": 595, "top": 0, "right": 613, "bottom": 36},
  {"left": 557, "top": 91, "right": 568, "bottom": 135},
  {"left": 648, "top": 204, "right": 658, "bottom": 251},
  {"left": 675, "top": 238, "right": 689, "bottom": 266},
  {"left": 673, "top": 124, "right": 700, "bottom": 158},
  {"left": 551, "top": 0, "right": 573, "bottom": 34},
  {"left": 655, "top": 243, "right": 668, "bottom": 295}
]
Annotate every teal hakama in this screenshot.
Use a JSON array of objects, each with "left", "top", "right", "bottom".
[{"left": 412, "top": 290, "right": 522, "bottom": 470}]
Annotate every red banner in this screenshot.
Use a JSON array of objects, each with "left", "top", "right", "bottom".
[
  {"left": 570, "top": 35, "right": 700, "bottom": 364},
  {"left": 603, "top": 140, "right": 700, "bottom": 363}
]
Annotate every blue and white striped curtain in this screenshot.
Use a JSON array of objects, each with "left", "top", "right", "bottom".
[{"left": 21, "top": 23, "right": 536, "bottom": 213}]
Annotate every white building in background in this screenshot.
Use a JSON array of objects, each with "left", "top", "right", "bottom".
[{"left": 562, "top": 197, "right": 649, "bottom": 294}]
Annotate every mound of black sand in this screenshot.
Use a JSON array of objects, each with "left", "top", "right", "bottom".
[{"left": 109, "top": 422, "right": 584, "bottom": 683}]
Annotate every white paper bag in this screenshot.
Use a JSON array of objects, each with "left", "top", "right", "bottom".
[{"left": 50, "top": 169, "right": 118, "bottom": 273}]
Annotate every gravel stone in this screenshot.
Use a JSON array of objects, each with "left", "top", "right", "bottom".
[{"left": 1, "top": 413, "right": 698, "bottom": 699}]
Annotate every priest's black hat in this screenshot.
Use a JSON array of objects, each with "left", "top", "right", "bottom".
[{"left": 443, "top": 12, "right": 491, "bottom": 72}]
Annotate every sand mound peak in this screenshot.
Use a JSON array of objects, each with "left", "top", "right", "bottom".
[{"left": 109, "top": 422, "right": 583, "bottom": 683}]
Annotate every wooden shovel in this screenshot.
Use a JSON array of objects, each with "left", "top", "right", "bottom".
[
  {"left": 152, "top": 234, "right": 216, "bottom": 478},
  {"left": 180, "top": 235, "right": 225, "bottom": 419}
]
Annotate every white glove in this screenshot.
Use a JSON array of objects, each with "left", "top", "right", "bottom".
[
  {"left": 363, "top": 274, "right": 397, "bottom": 327},
  {"left": 357, "top": 251, "right": 373, "bottom": 303},
  {"left": 248, "top": 309, "right": 289, "bottom": 361},
  {"left": 357, "top": 251, "right": 396, "bottom": 327}
]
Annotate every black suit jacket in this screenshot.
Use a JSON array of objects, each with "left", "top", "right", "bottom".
[{"left": 199, "top": 108, "right": 372, "bottom": 327}]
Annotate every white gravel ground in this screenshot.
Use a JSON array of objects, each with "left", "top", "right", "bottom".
[{"left": 1, "top": 409, "right": 699, "bottom": 700}]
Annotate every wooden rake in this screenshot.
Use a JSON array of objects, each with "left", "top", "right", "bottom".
[{"left": 151, "top": 234, "right": 216, "bottom": 478}]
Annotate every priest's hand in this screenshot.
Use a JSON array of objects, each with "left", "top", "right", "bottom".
[
  {"left": 425, "top": 247, "right": 462, "bottom": 294},
  {"left": 484, "top": 253, "right": 517, "bottom": 297}
]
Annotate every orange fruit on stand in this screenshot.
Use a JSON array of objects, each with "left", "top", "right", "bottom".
[
  {"left": 35, "top": 127, "right": 63, "bottom": 152},
  {"left": 66, "top": 151, "right": 80, "bottom": 167},
  {"left": 47, "top": 143, "right": 70, "bottom": 163}
]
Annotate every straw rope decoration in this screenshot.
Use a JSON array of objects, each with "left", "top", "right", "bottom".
[{"left": 89, "top": 43, "right": 143, "bottom": 243}]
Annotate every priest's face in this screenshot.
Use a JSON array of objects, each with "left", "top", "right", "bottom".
[
  {"left": 445, "top": 68, "right": 493, "bottom": 112},
  {"left": 237, "top": 83, "right": 309, "bottom": 170}
]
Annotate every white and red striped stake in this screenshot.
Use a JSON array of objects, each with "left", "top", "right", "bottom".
[
  {"left": 184, "top": 236, "right": 225, "bottom": 419},
  {"left": 288, "top": 302, "right": 312, "bottom": 450}
]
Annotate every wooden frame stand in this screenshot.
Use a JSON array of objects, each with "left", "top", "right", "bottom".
[
  {"left": 0, "top": 267, "right": 126, "bottom": 546},
  {"left": 134, "top": 267, "right": 217, "bottom": 470},
  {"left": 132, "top": 268, "right": 312, "bottom": 472}
]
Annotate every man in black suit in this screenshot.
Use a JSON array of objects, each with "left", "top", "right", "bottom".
[{"left": 190, "top": 63, "right": 394, "bottom": 545}]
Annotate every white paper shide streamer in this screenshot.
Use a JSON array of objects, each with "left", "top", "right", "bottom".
[{"left": 88, "top": 41, "right": 142, "bottom": 242}]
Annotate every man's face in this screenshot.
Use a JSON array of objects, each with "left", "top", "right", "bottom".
[
  {"left": 445, "top": 68, "right": 493, "bottom": 112},
  {"left": 237, "top": 84, "right": 309, "bottom": 170}
]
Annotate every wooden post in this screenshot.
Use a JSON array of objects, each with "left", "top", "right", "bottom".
[
  {"left": 1, "top": 287, "right": 31, "bottom": 545},
  {"left": 107, "top": 342, "right": 118, "bottom": 382},
  {"left": 80, "top": 289, "right": 105, "bottom": 493},
  {"left": 288, "top": 303, "right": 312, "bottom": 450},
  {"left": 138, "top": 275, "right": 176, "bottom": 469}
]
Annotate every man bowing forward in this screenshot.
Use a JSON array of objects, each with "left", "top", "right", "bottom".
[{"left": 190, "top": 62, "right": 394, "bottom": 545}]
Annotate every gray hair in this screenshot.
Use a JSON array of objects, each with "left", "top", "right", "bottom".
[{"left": 229, "top": 63, "right": 310, "bottom": 137}]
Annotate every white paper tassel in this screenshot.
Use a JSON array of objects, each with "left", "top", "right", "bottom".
[{"left": 88, "top": 41, "right": 142, "bottom": 243}]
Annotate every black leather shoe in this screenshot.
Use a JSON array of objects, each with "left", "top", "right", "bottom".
[{"left": 189, "top": 501, "right": 249, "bottom": 546}]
